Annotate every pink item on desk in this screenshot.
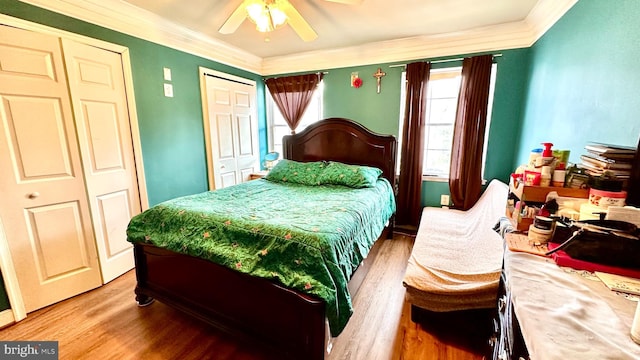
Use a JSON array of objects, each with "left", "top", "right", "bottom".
[{"left": 547, "top": 242, "right": 640, "bottom": 278}]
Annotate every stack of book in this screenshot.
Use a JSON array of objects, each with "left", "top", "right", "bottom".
[{"left": 579, "top": 142, "right": 637, "bottom": 180}]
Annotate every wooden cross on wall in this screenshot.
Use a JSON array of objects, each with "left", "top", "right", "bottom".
[{"left": 373, "top": 67, "right": 386, "bottom": 94}]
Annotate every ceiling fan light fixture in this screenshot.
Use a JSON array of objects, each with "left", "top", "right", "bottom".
[{"left": 246, "top": 0, "right": 288, "bottom": 33}]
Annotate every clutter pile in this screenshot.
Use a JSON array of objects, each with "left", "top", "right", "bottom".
[
  {"left": 507, "top": 141, "right": 640, "bottom": 275},
  {"left": 508, "top": 141, "right": 637, "bottom": 241}
]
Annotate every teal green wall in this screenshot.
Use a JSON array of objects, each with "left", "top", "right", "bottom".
[
  {"left": 516, "top": 0, "right": 640, "bottom": 166},
  {"left": 323, "top": 64, "right": 402, "bottom": 136},
  {"left": 0, "top": 0, "right": 267, "bottom": 207},
  {"left": 319, "top": 49, "right": 531, "bottom": 207}
]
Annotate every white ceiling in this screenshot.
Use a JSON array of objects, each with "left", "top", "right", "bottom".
[
  {"left": 18, "top": 0, "right": 578, "bottom": 75},
  {"left": 124, "top": 0, "right": 539, "bottom": 58}
]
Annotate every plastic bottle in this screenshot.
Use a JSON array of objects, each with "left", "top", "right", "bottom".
[
  {"left": 552, "top": 170, "right": 566, "bottom": 187},
  {"left": 541, "top": 142, "right": 554, "bottom": 166},
  {"left": 528, "top": 148, "right": 542, "bottom": 169},
  {"left": 540, "top": 165, "right": 551, "bottom": 187}
]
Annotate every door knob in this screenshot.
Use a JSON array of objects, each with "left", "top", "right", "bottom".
[{"left": 28, "top": 192, "right": 40, "bottom": 199}]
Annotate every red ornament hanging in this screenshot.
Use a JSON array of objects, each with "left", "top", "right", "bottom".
[{"left": 353, "top": 77, "right": 363, "bottom": 88}]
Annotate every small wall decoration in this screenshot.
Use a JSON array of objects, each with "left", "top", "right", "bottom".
[
  {"left": 351, "top": 72, "right": 363, "bottom": 88},
  {"left": 373, "top": 67, "right": 386, "bottom": 94}
]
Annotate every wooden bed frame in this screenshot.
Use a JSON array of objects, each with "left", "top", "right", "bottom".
[{"left": 133, "top": 118, "right": 397, "bottom": 359}]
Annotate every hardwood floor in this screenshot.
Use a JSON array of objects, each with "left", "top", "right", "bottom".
[{"left": 0, "top": 234, "right": 488, "bottom": 360}]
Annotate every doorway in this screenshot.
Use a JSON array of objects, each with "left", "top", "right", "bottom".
[{"left": 199, "top": 68, "right": 260, "bottom": 189}]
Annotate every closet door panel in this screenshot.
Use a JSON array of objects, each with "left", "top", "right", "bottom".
[
  {"left": 62, "top": 39, "right": 142, "bottom": 283},
  {"left": 0, "top": 25, "right": 102, "bottom": 313},
  {"left": 202, "top": 73, "right": 259, "bottom": 189},
  {"left": 2, "top": 96, "right": 73, "bottom": 179}
]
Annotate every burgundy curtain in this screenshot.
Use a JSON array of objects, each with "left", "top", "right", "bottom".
[
  {"left": 265, "top": 73, "right": 323, "bottom": 134},
  {"left": 449, "top": 54, "right": 493, "bottom": 210},
  {"left": 396, "top": 62, "right": 431, "bottom": 227}
]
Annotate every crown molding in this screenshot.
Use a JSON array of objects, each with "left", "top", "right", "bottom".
[
  {"left": 262, "top": 0, "right": 578, "bottom": 75},
  {"left": 18, "top": 0, "right": 577, "bottom": 76},
  {"left": 18, "top": 0, "right": 263, "bottom": 74},
  {"left": 526, "top": 0, "right": 578, "bottom": 44},
  {"left": 262, "top": 21, "right": 536, "bottom": 75}
]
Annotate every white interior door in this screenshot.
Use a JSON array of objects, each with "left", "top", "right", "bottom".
[
  {"left": 62, "top": 39, "right": 142, "bottom": 284},
  {"left": 201, "top": 70, "right": 259, "bottom": 189},
  {"left": 0, "top": 25, "right": 102, "bottom": 312}
]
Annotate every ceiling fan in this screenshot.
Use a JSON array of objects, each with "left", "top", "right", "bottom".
[{"left": 219, "top": 0, "right": 362, "bottom": 42}]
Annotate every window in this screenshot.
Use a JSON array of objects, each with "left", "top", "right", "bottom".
[
  {"left": 266, "top": 81, "right": 324, "bottom": 156},
  {"left": 398, "top": 64, "right": 496, "bottom": 180}
]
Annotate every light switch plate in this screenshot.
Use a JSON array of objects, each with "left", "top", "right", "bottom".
[
  {"left": 164, "top": 83, "right": 173, "bottom": 97},
  {"left": 163, "top": 67, "right": 172, "bottom": 81}
]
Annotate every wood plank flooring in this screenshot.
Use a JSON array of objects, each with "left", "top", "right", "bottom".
[{"left": 0, "top": 234, "right": 488, "bottom": 360}]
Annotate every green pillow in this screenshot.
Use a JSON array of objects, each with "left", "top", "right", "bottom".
[
  {"left": 317, "top": 161, "right": 382, "bottom": 188},
  {"left": 265, "top": 159, "right": 326, "bottom": 185}
]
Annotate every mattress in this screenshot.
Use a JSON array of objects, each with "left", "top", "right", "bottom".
[{"left": 127, "top": 177, "right": 395, "bottom": 335}]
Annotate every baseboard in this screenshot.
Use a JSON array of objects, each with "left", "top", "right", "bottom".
[
  {"left": 393, "top": 225, "right": 417, "bottom": 237},
  {"left": 0, "top": 308, "right": 15, "bottom": 329}
]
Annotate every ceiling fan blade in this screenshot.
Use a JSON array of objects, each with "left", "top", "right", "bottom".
[
  {"left": 324, "top": 0, "right": 363, "bottom": 4},
  {"left": 280, "top": 1, "right": 317, "bottom": 42},
  {"left": 219, "top": 1, "right": 248, "bottom": 34}
]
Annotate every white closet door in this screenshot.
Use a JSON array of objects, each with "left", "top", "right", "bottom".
[
  {"left": 0, "top": 25, "right": 102, "bottom": 312},
  {"left": 62, "top": 39, "right": 142, "bottom": 284},
  {"left": 202, "top": 72, "right": 259, "bottom": 189}
]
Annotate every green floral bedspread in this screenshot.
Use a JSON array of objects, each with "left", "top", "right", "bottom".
[{"left": 126, "top": 178, "right": 395, "bottom": 336}]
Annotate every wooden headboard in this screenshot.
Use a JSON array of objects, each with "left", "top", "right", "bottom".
[{"left": 282, "top": 118, "right": 397, "bottom": 187}]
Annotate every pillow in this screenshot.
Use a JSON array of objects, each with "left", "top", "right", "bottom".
[
  {"left": 265, "top": 159, "right": 326, "bottom": 185},
  {"left": 317, "top": 161, "right": 382, "bottom": 188}
]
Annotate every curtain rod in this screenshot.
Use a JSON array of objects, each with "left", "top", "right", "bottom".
[
  {"left": 388, "top": 53, "right": 502, "bottom": 68},
  {"left": 263, "top": 71, "right": 328, "bottom": 81}
]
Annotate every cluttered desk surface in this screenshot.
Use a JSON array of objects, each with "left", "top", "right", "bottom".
[{"left": 504, "top": 233, "right": 640, "bottom": 360}]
